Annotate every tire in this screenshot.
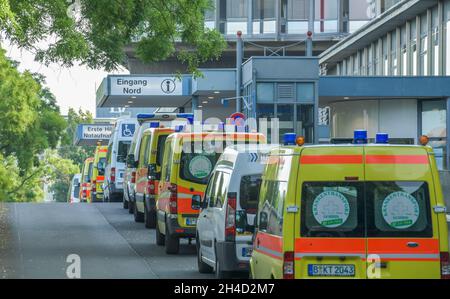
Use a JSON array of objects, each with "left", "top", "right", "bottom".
[
  {"left": 133, "top": 201, "right": 144, "bottom": 223},
  {"left": 144, "top": 199, "right": 156, "bottom": 229},
  {"left": 165, "top": 221, "right": 180, "bottom": 254},
  {"left": 128, "top": 198, "right": 134, "bottom": 214},
  {"left": 155, "top": 221, "right": 165, "bottom": 246},
  {"left": 215, "top": 245, "right": 229, "bottom": 279},
  {"left": 123, "top": 197, "right": 128, "bottom": 209},
  {"left": 196, "top": 234, "right": 213, "bottom": 273}
]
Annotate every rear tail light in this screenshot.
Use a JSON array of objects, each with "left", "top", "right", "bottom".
[
  {"left": 92, "top": 180, "right": 96, "bottom": 193},
  {"left": 168, "top": 184, "right": 177, "bottom": 214},
  {"left": 441, "top": 252, "right": 450, "bottom": 279},
  {"left": 81, "top": 184, "right": 87, "bottom": 198},
  {"left": 225, "top": 192, "right": 237, "bottom": 242},
  {"left": 147, "top": 179, "right": 157, "bottom": 195},
  {"left": 283, "top": 251, "right": 295, "bottom": 279},
  {"left": 111, "top": 167, "right": 116, "bottom": 183},
  {"left": 131, "top": 171, "right": 136, "bottom": 184}
]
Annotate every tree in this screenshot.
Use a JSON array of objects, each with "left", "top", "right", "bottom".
[
  {"left": 1, "top": 0, "right": 226, "bottom": 74},
  {"left": 59, "top": 108, "right": 96, "bottom": 169},
  {"left": 0, "top": 49, "right": 68, "bottom": 202}
]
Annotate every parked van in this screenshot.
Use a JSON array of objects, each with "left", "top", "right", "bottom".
[
  {"left": 91, "top": 146, "right": 108, "bottom": 202},
  {"left": 134, "top": 127, "right": 174, "bottom": 228},
  {"left": 80, "top": 157, "right": 94, "bottom": 203},
  {"left": 104, "top": 118, "right": 138, "bottom": 202},
  {"left": 193, "top": 144, "right": 277, "bottom": 278},
  {"left": 123, "top": 122, "right": 151, "bottom": 212},
  {"left": 156, "top": 132, "right": 266, "bottom": 254},
  {"left": 68, "top": 174, "right": 82, "bottom": 203},
  {"left": 250, "top": 132, "right": 449, "bottom": 279}
]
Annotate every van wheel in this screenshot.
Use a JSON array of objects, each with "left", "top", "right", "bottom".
[
  {"left": 133, "top": 202, "right": 144, "bottom": 223},
  {"left": 123, "top": 197, "right": 128, "bottom": 209},
  {"left": 196, "top": 234, "right": 213, "bottom": 273},
  {"left": 155, "top": 221, "right": 165, "bottom": 246},
  {"left": 144, "top": 200, "right": 156, "bottom": 229},
  {"left": 128, "top": 198, "right": 134, "bottom": 214},
  {"left": 215, "top": 245, "right": 230, "bottom": 279},
  {"left": 165, "top": 223, "right": 179, "bottom": 254}
]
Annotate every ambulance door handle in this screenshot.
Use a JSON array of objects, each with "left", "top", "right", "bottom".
[{"left": 407, "top": 242, "right": 419, "bottom": 248}]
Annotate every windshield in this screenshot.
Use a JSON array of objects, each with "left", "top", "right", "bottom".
[
  {"left": 117, "top": 141, "right": 131, "bottom": 163},
  {"left": 86, "top": 163, "right": 93, "bottom": 183}
]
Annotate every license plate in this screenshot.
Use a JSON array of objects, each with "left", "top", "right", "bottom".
[
  {"left": 242, "top": 247, "right": 253, "bottom": 257},
  {"left": 186, "top": 218, "right": 197, "bottom": 225},
  {"left": 308, "top": 264, "right": 355, "bottom": 277}
]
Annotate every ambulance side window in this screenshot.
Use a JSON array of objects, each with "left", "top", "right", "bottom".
[
  {"left": 205, "top": 172, "right": 219, "bottom": 207},
  {"left": 163, "top": 141, "right": 173, "bottom": 182},
  {"left": 258, "top": 180, "right": 286, "bottom": 236},
  {"left": 366, "top": 181, "right": 432, "bottom": 237}
]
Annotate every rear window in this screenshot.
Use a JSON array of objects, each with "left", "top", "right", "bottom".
[
  {"left": 73, "top": 185, "right": 80, "bottom": 198},
  {"left": 156, "top": 135, "right": 168, "bottom": 167},
  {"left": 300, "top": 181, "right": 433, "bottom": 238},
  {"left": 97, "top": 158, "right": 107, "bottom": 175},
  {"left": 180, "top": 151, "right": 221, "bottom": 185},
  {"left": 117, "top": 141, "right": 131, "bottom": 163},
  {"left": 366, "top": 181, "right": 432, "bottom": 237},
  {"left": 301, "top": 182, "right": 364, "bottom": 238},
  {"left": 239, "top": 174, "right": 261, "bottom": 213},
  {"left": 87, "top": 163, "right": 93, "bottom": 182}
]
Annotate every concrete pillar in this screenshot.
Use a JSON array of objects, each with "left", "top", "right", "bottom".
[
  {"left": 191, "top": 95, "right": 199, "bottom": 112},
  {"left": 306, "top": 0, "right": 314, "bottom": 57},
  {"left": 236, "top": 31, "right": 243, "bottom": 112}
]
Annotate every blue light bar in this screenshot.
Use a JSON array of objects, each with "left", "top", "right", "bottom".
[
  {"left": 283, "top": 133, "right": 297, "bottom": 146},
  {"left": 376, "top": 133, "right": 389, "bottom": 144},
  {"left": 137, "top": 113, "right": 194, "bottom": 125},
  {"left": 353, "top": 130, "right": 368, "bottom": 144},
  {"left": 150, "top": 122, "right": 160, "bottom": 128}
]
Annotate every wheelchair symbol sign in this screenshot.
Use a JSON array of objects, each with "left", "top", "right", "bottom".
[
  {"left": 121, "top": 124, "right": 135, "bottom": 137},
  {"left": 161, "top": 79, "right": 176, "bottom": 94}
]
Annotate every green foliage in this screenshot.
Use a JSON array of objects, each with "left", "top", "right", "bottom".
[
  {"left": 1, "top": 0, "right": 226, "bottom": 73},
  {"left": 45, "top": 150, "right": 79, "bottom": 202},
  {"left": 59, "top": 108, "right": 96, "bottom": 169},
  {"left": 0, "top": 49, "right": 68, "bottom": 202}
]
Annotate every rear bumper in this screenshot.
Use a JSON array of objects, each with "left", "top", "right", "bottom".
[
  {"left": 109, "top": 184, "right": 123, "bottom": 196},
  {"left": 216, "top": 241, "right": 249, "bottom": 272},
  {"left": 165, "top": 215, "right": 196, "bottom": 238}
]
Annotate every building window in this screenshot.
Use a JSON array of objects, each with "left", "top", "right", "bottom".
[
  {"left": 445, "top": 0, "right": 450, "bottom": 75},
  {"left": 204, "top": 6, "right": 216, "bottom": 30},
  {"left": 219, "top": 0, "right": 248, "bottom": 35},
  {"left": 368, "top": 45, "right": 374, "bottom": 76},
  {"left": 380, "top": 0, "right": 402, "bottom": 14},
  {"left": 431, "top": 6, "right": 439, "bottom": 76},
  {"left": 353, "top": 53, "right": 359, "bottom": 75},
  {"left": 281, "top": 0, "right": 309, "bottom": 34},
  {"left": 410, "top": 19, "right": 418, "bottom": 76},
  {"left": 373, "top": 40, "right": 380, "bottom": 75},
  {"left": 314, "top": 0, "right": 338, "bottom": 33},
  {"left": 382, "top": 36, "right": 388, "bottom": 76},
  {"left": 345, "top": 0, "right": 372, "bottom": 33},
  {"left": 391, "top": 30, "right": 398, "bottom": 75},
  {"left": 419, "top": 13, "right": 428, "bottom": 76},
  {"left": 253, "top": 0, "right": 276, "bottom": 34},
  {"left": 421, "top": 100, "right": 447, "bottom": 170},
  {"left": 256, "top": 83, "right": 274, "bottom": 103},
  {"left": 400, "top": 25, "right": 407, "bottom": 76},
  {"left": 297, "top": 83, "right": 314, "bottom": 102}
]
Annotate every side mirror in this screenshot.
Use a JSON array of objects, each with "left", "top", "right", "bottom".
[
  {"left": 77, "top": 183, "right": 81, "bottom": 187},
  {"left": 259, "top": 211, "right": 268, "bottom": 231},
  {"left": 191, "top": 195, "right": 202, "bottom": 210},
  {"left": 126, "top": 154, "right": 135, "bottom": 168}
]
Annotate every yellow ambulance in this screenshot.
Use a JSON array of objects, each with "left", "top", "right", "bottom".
[
  {"left": 156, "top": 131, "right": 266, "bottom": 254},
  {"left": 91, "top": 146, "right": 108, "bottom": 202},
  {"left": 80, "top": 157, "right": 94, "bottom": 203},
  {"left": 250, "top": 131, "right": 449, "bottom": 279}
]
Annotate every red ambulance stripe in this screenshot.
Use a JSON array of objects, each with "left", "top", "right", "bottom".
[
  {"left": 295, "top": 238, "right": 366, "bottom": 254},
  {"left": 300, "top": 155, "right": 363, "bottom": 164},
  {"left": 255, "top": 232, "right": 283, "bottom": 259},
  {"left": 368, "top": 239, "right": 439, "bottom": 254},
  {"left": 365, "top": 155, "right": 429, "bottom": 164}
]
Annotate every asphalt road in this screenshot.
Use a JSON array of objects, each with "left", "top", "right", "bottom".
[
  {"left": 0, "top": 202, "right": 214, "bottom": 279},
  {"left": 1, "top": 202, "right": 449, "bottom": 279}
]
